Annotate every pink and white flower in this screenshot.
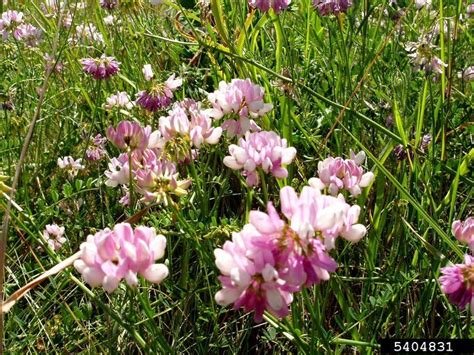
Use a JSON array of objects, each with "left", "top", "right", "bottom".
[
  {"left": 308, "top": 150, "right": 374, "bottom": 196},
  {"left": 452, "top": 218, "right": 474, "bottom": 251},
  {"left": 207, "top": 79, "right": 273, "bottom": 137},
  {"left": 74, "top": 223, "right": 169, "bottom": 293},
  {"left": 439, "top": 255, "right": 474, "bottom": 313},
  {"left": 57, "top": 156, "right": 85, "bottom": 177},
  {"left": 223, "top": 131, "right": 296, "bottom": 186},
  {"left": 42, "top": 224, "right": 66, "bottom": 251}
]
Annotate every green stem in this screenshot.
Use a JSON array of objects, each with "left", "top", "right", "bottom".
[
  {"left": 128, "top": 150, "right": 134, "bottom": 212},
  {"left": 258, "top": 169, "right": 268, "bottom": 206}
]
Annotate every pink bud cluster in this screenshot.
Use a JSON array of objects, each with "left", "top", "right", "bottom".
[
  {"left": 248, "top": 0, "right": 291, "bottom": 13},
  {"left": 309, "top": 150, "right": 374, "bottom": 196},
  {"left": 214, "top": 184, "right": 367, "bottom": 321},
  {"left": 224, "top": 131, "right": 296, "bottom": 186},
  {"left": 207, "top": 79, "right": 273, "bottom": 137},
  {"left": 74, "top": 223, "right": 169, "bottom": 293},
  {"left": 0, "top": 10, "right": 42, "bottom": 46},
  {"left": 105, "top": 120, "right": 191, "bottom": 205}
]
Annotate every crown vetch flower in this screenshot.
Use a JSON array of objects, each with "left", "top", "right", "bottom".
[
  {"left": 452, "top": 218, "right": 474, "bottom": 251},
  {"left": 57, "top": 156, "right": 85, "bottom": 177},
  {"left": 105, "top": 91, "right": 134, "bottom": 110},
  {"left": 0, "top": 10, "right": 24, "bottom": 40},
  {"left": 86, "top": 134, "right": 107, "bottom": 161},
  {"left": 136, "top": 73, "right": 182, "bottom": 112},
  {"left": 100, "top": 0, "right": 119, "bottom": 9},
  {"left": 207, "top": 79, "right": 273, "bottom": 137},
  {"left": 308, "top": 150, "right": 374, "bottom": 196},
  {"left": 405, "top": 41, "right": 447, "bottom": 75},
  {"left": 42, "top": 224, "right": 66, "bottom": 251},
  {"left": 72, "top": 23, "right": 104, "bottom": 44},
  {"left": 312, "top": 0, "right": 353, "bottom": 16},
  {"left": 80, "top": 55, "right": 120, "bottom": 80},
  {"left": 214, "top": 225, "right": 294, "bottom": 322},
  {"left": 223, "top": 131, "right": 296, "bottom": 186},
  {"left": 106, "top": 120, "right": 150, "bottom": 151},
  {"left": 14, "top": 23, "right": 42, "bottom": 46},
  {"left": 158, "top": 100, "right": 222, "bottom": 160},
  {"left": 214, "top": 184, "right": 367, "bottom": 321},
  {"left": 135, "top": 159, "right": 191, "bottom": 205},
  {"left": 74, "top": 223, "right": 169, "bottom": 293},
  {"left": 439, "top": 255, "right": 474, "bottom": 313},
  {"left": 248, "top": 0, "right": 291, "bottom": 13}
]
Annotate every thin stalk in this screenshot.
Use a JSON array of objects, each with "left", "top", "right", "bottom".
[{"left": 128, "top": 149, "right": 134, "bottom": 212}]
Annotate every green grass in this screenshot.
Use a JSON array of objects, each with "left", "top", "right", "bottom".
[{"left": 1, "top": 0, "right": 473, "bottom": 353}]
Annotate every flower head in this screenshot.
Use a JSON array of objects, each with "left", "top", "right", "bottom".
[
  {"left": 0, "top": 10, "right": 24, "bottom": 40},
  {"left": 312, "top": 0, "right": 353, "bottom": 16},
  {"left": 105, "top": 91, "right": 134, "bottom": 110},
  {"left": 14, "top": 23, "right": 42, "bottom": 46},
  {"left": 135, "top": 159, "right": 191, "bottom": 205},
  {"left": 405, "top": 41, "right": 447, "bottom": 74},
  {"left": 42, "top": 224, "right": 66, "bottom": 251},
  {"left": 223, "top": 131, "right": 296, "bottom": 186},
  {"left": 452, "top": 218, "right": 474, "bottom": 251},
  {"left": 159, "top": 100, "right": 222, "bottom": 161},
  {"left": 100, "top": 0, "right": 119, "bottom": 9},
  {"left": 57, "top": 156, "right": 84, "bottom": 178},
  {"left": 74, "top": 223, "right": 169, "bottom": 293},
  {"left": 80, "top": 55, "right": 120, "bottom": 80},
  {"left": 248, "top": 0, "right": 291, "bottom": 13},
  {"left": 106, "top": 120, "right": 150, "bottom": 151},
  {"left": 86, "top": 134, "right": 107, "bottom": 161},
  {"left": 214, "top": 184, "right": 367, "bottom": 321},
  {"left": 439, "top": 255, "right": 474, "bottom": 313},
  {"left": 308, "top": 150, "right": 374, "bottom": 196},
  {"left": 207, "top": 79, "right": 273, "bottom": 137},
  {"left": 136, "top": 74, "right": 182, "bottom": 112}
]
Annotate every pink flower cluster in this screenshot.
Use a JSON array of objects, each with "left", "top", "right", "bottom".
[
  {"left": 74, "top": 223, "right": 169, "bottom": 293},
  {"left": 105, "top": 91, "right": 134, "bottom": 110},
  {"left": 439, "top": 255, "right": 474, "bottom": 313},
  {"left": 71, "top": 23, "right": 104, "bottom": 44},
  {"left": 57, "top": 156, "right": 85, "bottom": 178},
  {"left": 452, "top": 218, "right": 474, "bottom": 251},
  {"left": 105, "top": 120, "right": 190, "bottom": 205},
  {"left": 80, "top": 55, "right": 120, "bottom": 80},
  {"left": 86, "top": 134, "right": 107, "bottom": 161},
  {"left": 309, "top": 150, "right": 374, "bottom": 197},
  {"left": 224, "top": 131, "right": 296, "bottom": 186},
  {"left": 439, "top": 217, "right": 474, "bottom": 311},
  {"left": 158, "top": 99, "right": 222, "bottom": 160},
  {"left": 214, "top": 185, "right": 367, "bottom": 321},
  {"left": 248, "top": 0, "right": 291, "bottom": 13},
  {"left": 0, "top": 10, "right": 41, "bottom": 46},
  {"left": 42, "top": 224, "right": 66, "bottom": 251},
  {"left": 136, "top": 65, "right": 182, "bottom": 112},
  {"left": 312, "top": 0, "right": 353, "bottom": 16},
  {"left": 207, "top": 79, "right": 273, "bottom": 137}
]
